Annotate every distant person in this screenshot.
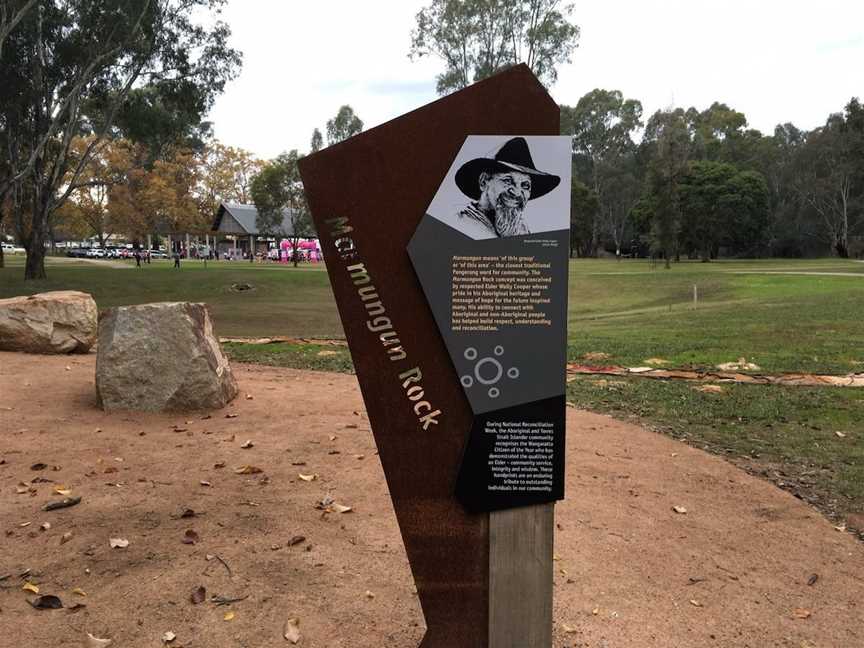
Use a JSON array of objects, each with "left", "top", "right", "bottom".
[
  {"left": 134, "top": 251, "right": 141, "bottom": 267},
  {"left": 146, "top": 250, "right": 151, "bottom": 264},
  {"left": 173, "top": 251, "right": 181, "bottom": 269}
]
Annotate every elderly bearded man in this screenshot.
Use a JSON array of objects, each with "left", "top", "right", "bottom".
[{"left": 453, "top": 137, "right": 561, "bottom": 238}]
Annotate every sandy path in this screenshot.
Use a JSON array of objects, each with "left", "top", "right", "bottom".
[{"left": 0, "top": 352, "right": 861, "bottom": 647}]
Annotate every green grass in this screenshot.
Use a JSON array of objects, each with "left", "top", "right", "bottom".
[
  {"left": 3, "top": 254, "right": 864, "bottom": 520},
  {"left": 223, "top": 341, "right": 354, "bottom": 374},
  {"left": 566, "top": 376, "right": 864, "bottom": 517},
  {"left": 0, "top": 255, "right": 341, "bottom": 338}
]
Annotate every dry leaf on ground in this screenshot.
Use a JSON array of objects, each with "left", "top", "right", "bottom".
[
  {"left": 182, "top": 529, "right": 200, "bottom": 545},
  {"left": 234, "top": 465, "right": 262, "bottom": 475},
  {"left": 793, "top": 608, "right": 812, "bottom": 619},
  {"left": 86, "top": 633, "right": 112, "bottom": 647},
  {"left": 191, "top": 585, "right": 206, "bottom": 604},
  {"left": 240, "top": 440, "right": 254, "bottom": 449},
  {"left": 672, "top": 506, "right": 688, "bottom": 514},
  {"left": 298, "top": 473, "right": 317, "bottom": 482},
  {"left": 109, "top": 537, "right": 129, "bottom": 548},
  {"left": 29, "top": 594, "right": 63, "bottom": 609},
  {"left": 161, "top": 631, "right": 176, "bottom": 643},
  {"left": 22, "top": 581, "right": 39, "bottom": 593},
  {"left": 223, "top": 611, "right": 235, "bottom": 621},
  {"left": 283, "top": 618, "right": 301, "bottom": 644}
]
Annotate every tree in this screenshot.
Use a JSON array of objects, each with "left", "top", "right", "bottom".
[
  {"left": 561, "top": 89, "right": 643, "bottom": 256},
  {"left": 310, "top": 128, "right": 323, "bottom": 153},
  {"left": 409, "top": 0, "right": 580, "bottom": 94},
  {"left": 569, "top": 177, "right": 598, "bottom": 257},
  {"left": 793, "top": 112, "right": 858, "bottom": 257},
  {"left": 0, "top": 0, "right": 241, "bottom": 279},
  {"left": 325, "top": 106, "right": 363, "bottom": 146},
  {"left": 54, "top": 136, "right": 134, "bottom": 248},
  {"left": 678, "top": 161, "right": 769, "bottom": 260},
  {"left": 249, "top": 151, "right": 316, "bottom": 268},
  {"left": 641, "top": 109, "right": 693, "bottom": 267},
  {"left": 197, "top": 141, "right": 263, "bottom": 217}
]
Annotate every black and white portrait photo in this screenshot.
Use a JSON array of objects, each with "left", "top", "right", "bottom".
[{"left": 426, "top": 136, "right": 571, "bottom": 239}]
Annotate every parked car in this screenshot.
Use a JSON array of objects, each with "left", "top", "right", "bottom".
[
  {"left": 1, "top": 242, "right": 25, "bottom": 254},
  {"left": 149, "top": 250, "right": 168, "bottom": 259},
  {"left": 65, "top": 248, "right": 87, "bottom": 258}
]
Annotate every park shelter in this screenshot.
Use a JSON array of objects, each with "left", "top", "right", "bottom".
[{"left": 210, "top": 202, "right": 296, "bottom": 259}]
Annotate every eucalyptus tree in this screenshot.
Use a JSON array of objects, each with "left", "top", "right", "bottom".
[{"left": 0, "top": 0, "right": 241, "bottom": 279}]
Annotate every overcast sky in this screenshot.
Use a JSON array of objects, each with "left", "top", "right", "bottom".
[{"left": 206, "top": 0, "right": 864, "bottom": 160}]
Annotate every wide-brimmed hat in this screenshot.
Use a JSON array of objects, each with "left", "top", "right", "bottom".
[{"left": 455, "top": 137, "right": 561, "bottom": 201}]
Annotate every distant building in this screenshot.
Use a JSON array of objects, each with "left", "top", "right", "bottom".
[{"left": 211, "top": 202, "right": 298, "bottom": 259}]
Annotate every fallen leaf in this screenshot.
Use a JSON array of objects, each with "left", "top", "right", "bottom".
[
  {"left": 60, "top": 531, "right": 73, "bottom": 544},
  {"left": 234, "top": 465, "right": 262, "bottom": 475},
  {"left": 689, "top": 599, "right": 703, "bottom": 607},
  {"left": 562, "top": 623, "right": 578, "bottom": 633},
  {"left": 109, "top": 537, "right": 129, "bottom": 549},
  {"left": 672, "top": 506, "right": 688, "bottom": 515},
  {"left": 191, "top": 585, "right": 206, "bottom": 604},
  {"left": 240, "top": 440, "right": 254, "bottom": 449},
  {"left": 592, "top": 607, "right": 599, "bottom": 616},
  {"left": 835, "top": 431, "right": 847, "bottom": 438},
  {"left": 19, "top": 521, "right": 31, "bottom": 527},
  {"left": 16, "top": 482, "right": 30, "bottom": 494},
  {"left": 298, "top": 473, "right": 317, "bottom": 482},
  {"left": 43, "top": 496, "right": 81, "bottom": 511},
  {"left": 329, "top": 434, "right": 338, "bottom": 441},
  {"left": 283, "top": 618, "right": 301, "bottom": 644},
  {"left": 214, "top": 461, "right": 226, "bottom": 468},
  {"left": 365, "top": 590, "right": 375, "bottom": 599},
  {"left": 288, "top": 535, "right": 306, "bottom": 546},
  {"left": 29, "top": 594, "right": 63, "bottom": 609},
  {"left": 22, "top": 581, "right": 40, "bottom": 594},
  {"left": 793, "top": 608, "right": 812, "bottom": 619},
  {"left": 40, "top": 522, "right": 51, "bottom": 531},
  {"left": 179, "top": 508, "right": 196, "bottom": 519},
  {"left": 807, "top": 574, "right": 819, "bottom": 586},
  {"left": 245, "top": 394, "right": 254, "bottom": 400},
  {"left": 693, "top": 385, "right": 724, "bottom": 394},
  {"left": 86, "top": 632, "right": 112, "bottom": 647},
  {"left": 223, "top": 611, "right": 235, "bottom": 621},
  {"left": 199, "top": 480, "right": 212, "bottom": 487},
  {"left": 330, "top": 503, "right": 353, "bottom": 514},
  {"left": 71, "top": 587, "right": 87, "bottom": 597},
  {"left": 54, "top": 486, "right": 72, "bottom": 496},
  {"left": 161, "top": 631, "right": 176, "bottom": 643},
  {"left": 182, "top": 529, "right": 200, "bottom": 545},
  {"left": 31, "top": 462, "right": 47, "bottom": 471},
  {"left": 224, "top": 413, "right": 239, "bottom": 419}
]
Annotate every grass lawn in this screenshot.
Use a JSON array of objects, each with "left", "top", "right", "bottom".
[
  {"left": 0, "top": 255, "right": 341, "bottom": 338},
  {"left": 2, "top": 254, "right": 863, "bottom": 520}
]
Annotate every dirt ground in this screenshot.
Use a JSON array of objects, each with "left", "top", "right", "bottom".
[{"left": 0, "top": 351, "right": 862, "bottom": 648}]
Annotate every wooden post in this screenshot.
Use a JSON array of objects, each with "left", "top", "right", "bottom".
[
  {"left": 250, "top": 235, "right": 255, "bottom": 262},
  {"left": 186, "top": 233, "right": 191, "bottom": 258},
  {"left": 489, "top": 503, "right": 554, "bottom": 647}
]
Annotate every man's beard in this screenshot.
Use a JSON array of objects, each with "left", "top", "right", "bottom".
[{"left": 492, "top": 194, "right": 527, "bottom": 237}]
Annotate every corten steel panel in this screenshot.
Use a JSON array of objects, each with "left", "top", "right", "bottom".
[{"left": 298, "top": 64, "right": 559, "bottom": 647}]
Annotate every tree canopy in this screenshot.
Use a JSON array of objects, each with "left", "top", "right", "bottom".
[{"left": 409, "top": 0, "right": 579, "bottom": 94}]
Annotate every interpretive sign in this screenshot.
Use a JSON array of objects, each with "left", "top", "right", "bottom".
[
  {"left": 409, "top": 135, "right": 570, "bottom": 512},
  {"left": 298, "top": 64, "right": 566, "bottom": 647}
]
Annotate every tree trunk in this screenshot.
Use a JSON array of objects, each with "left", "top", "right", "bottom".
[
  {"left": 24, "top": 230, "right": 46, "bottom": 279},
  {"left": 0, "top": 242, "right": 4, "bottom": 268}
]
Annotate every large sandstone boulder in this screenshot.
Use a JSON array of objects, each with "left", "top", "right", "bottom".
[
  {"left": 96, "top": 302, "right": 239, "bottom": 412},
  {"left": 0, "top": 291, "right": 97, "bottom": 353}
]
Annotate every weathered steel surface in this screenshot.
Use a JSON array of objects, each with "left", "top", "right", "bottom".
[{"left": 298, "top": 64, "right": 559, "bottom": 647}]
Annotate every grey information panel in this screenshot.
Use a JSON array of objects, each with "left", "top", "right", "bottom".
[{"left": 408, "top": 135, "right": 571, "bottom": 512}]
